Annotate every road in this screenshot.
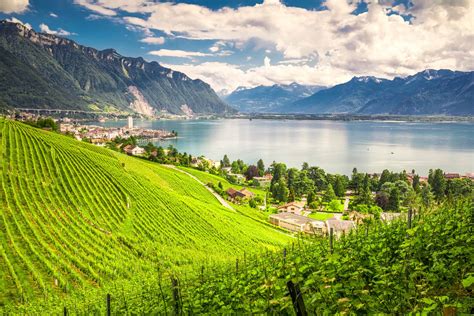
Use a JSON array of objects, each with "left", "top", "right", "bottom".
[{"left": 164, "top": 165, "right": 235, "bottom": 211}]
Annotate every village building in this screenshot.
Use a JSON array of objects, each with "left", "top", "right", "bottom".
[
  {"left": 123, "top": 145, "right": 145, "bottom": 156},
  {"left": 380, "top": 212, "right": 404, "bottom": 222},
  {"left": 325, "top": 219, "right": 355, "bottom": 237},
  {"left": 269, "top": 212, "right": 325, "bottom": 234},
  {"left": 444, "top": 173, "right": 460, "bottom": 179},
  {"left": 253, "top": 173, "right": 273, "bottom": 187},
  {"left": 465, "top": 173, "right": 474, "bottom": 180},
  {"left": 226, "top": 187, "right": 255, "bottom": 200},
  {"left": 347, "top": 211, "right": 373, "bottom": 225},
  {"left": 277, "top": 201, "right": 306, "bottom": 215}
]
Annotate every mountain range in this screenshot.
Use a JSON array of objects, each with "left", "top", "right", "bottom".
[
  {"left": 224, "top": 83, "right": 324, "bottom": 113},
  {"left": 279, "top": 70, "right": 473, "bottom": 115},
  {"left": 0, "top": 20, "right": 233, "bottom": 115}
]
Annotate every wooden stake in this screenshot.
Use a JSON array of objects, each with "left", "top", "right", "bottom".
[{"left": 287, "top": 281, "right": 307, "bottom": 316}]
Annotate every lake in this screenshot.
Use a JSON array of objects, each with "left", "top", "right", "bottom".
[{"left": 92, "top": 119, "right": 474, "bottom": 176}]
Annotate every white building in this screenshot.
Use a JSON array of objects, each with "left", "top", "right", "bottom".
[{"left": 127, "top": 116, "right": 133, "bottom": 129}]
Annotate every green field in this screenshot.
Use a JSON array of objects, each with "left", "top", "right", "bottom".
[
  {"left": 308, "top": 212, "right": 336, "bottom": 221},
  {"left": 0, "top": 119, "right": 291, "bottom": 310}
]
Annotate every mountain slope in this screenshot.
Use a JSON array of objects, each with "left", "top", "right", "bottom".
[
  {"left": 282, "top": 70, "right": 474, "bottom": 115},
  {"left": 0, "top": 118, "right": 289, "bottom": 307},
  {"left": 225, "top": 83, "right": 324, "bottom": 113},
  {"left": 0, "top": 20, "right": 233, "bottom": 115}
]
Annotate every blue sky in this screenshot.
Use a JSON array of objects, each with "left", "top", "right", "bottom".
[{"left": 1, "top": 0, "right": 472, "bottom": 94}]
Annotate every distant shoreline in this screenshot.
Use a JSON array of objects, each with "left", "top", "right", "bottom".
[{"left": 226, "top": 113, "right": 474, "bottom": 123}]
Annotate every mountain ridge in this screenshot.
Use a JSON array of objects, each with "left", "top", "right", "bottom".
[
  {"left": 281, "top": 69, "right": 473, "bottom": 115},
  {"left": 224, "top": 82, "right": 324, "bottom": 113},
  {"left": 0, "top": 20, "right": 234, "bottom": 115}
]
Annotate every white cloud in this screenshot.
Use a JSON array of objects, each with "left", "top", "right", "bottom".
[
  {"left": 76, "top": 0, "right": 474, "bottom": 88},
  {"left": 39, "top": 23, "right": 75, "bottom": 36},
  {"left": 0, "top": 0, "right": 28, "bottom": 13},
  {"left": 162, "top": 61, "right": 351, "bottom": 94},
  {"left": 73, "top": 0, "right": 116, "bottom": 16},
  {"left": 148, "top": 49, "right": 212, "bottom": 59},
  {"left": 140, "top": 36, "right": 165, "bottom": 45},
  {"left": 6, "top": 17, "right": 31, "bottom": 29},
  {"left": 49, "top": 12, "right": 58, "bottom": 18}
]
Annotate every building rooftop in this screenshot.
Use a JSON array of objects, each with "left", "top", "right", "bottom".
[{"left": 270, "top": 212, "right": 320, "bottom": 226}]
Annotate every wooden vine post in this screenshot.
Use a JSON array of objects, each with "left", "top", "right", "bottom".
[
  {"left": 171, "top": 277, "right": 181, "bottom": 315},
  {"left": 287, "top": 280, "right": 307, "bottom": 316},
  {"left": 329, "top": 227, "right": 334, "bottom": 254},
  {"left": 106, "top": 293, "right": 111, "bottom": 316}
]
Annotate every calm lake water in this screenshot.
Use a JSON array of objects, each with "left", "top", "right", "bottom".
[{"left": 93, "top": 119, "right": 474, "bottom": 176}]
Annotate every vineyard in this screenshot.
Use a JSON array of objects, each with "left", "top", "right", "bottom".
[
  {"left": 0, "top": 118, "right": 472, "bottom": 314},
  {"left": 0, "top": 118, "right": 292, "bottom": 311}
]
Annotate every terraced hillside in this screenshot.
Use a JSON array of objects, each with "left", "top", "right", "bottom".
[{"left": 0, "top": 119, "right": 290, "bottom": 308}]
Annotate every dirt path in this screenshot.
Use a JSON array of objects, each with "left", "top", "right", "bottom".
[{"left": 164, "top": 165, "right": 236, "bottom": 211}]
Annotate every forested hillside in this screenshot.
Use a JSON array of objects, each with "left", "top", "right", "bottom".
[{"left": 0, "top": 20, "right": 233, "bottom": 115}]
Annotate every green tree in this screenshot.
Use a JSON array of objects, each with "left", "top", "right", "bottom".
[
  {"left": 222, "top": 154, "right": 230, "bottom": 167},
  {"left": 307, "top": 191, "right": 315, "bottom": 206},
  {"left": 327, "top": 199, "right": 343, "bottom": 212},
  {"left": 334, "top": 175, "right": 346, "bottom": 197},
  {"left": 379, "top": 169, "right": 391, "bottom": 189},
  {"left": 323, "top": 184, "right": 337, "bottom": 203},
  {"left": 412, "top": 174, "right": 420, "bottom": 192},
  {"left": 351, "top": 168, "right": 364, "bottom": 193},
  {"left": 388, "top": 187, "right": 400, "bottom": 211},
  {"left": 421, "top": 184, "right": 434, "bottom": 209},
  {"left": 272, "top": 179, "right": 289, "bottom": 202},
  {"left": 270, "top": 163, "right": 287, "bottom": 191},
  {"left": 257, "top": 159, "right": 265, "bottom": 176},
  {"left": 430, "top": 169, "right": 446, "bottom": 202}
]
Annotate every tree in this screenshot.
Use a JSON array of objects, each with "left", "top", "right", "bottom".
[
  {"left": 307, "top": 167, "right": 327, "bottom": 191},
  {"left": 288, "top": 189, "right": 295, "bottom": 202},
  {"left": 323, "top": 184, "right": 337, "bottom": 203},
  {"left": 351, "top": 168, "right": 364, "bottom": 193},
  {"left": 334, "top": 175, "right": 346, "bottom": 197},
  {"left": 257, "top": 159, "right": 265, "bottom": 176},
  {"left": 421, "top": 184, "right": 434, "bottom": 209},
  {"left": 307, "top": 191, "right": 315, "bottom": 206},
  {"left": 222, "top": 154, "right": 230, "bottom": 167},
  {"left": 327, "top": 199, "right": 343, "bottom": 212},
  {"left": 244, "top": 165, "right": 259, "bottom": 180},
  {"left": 287, "top": 168, "right": 299, "bottom": 194},
  {"left": 231, "top": 161, "right": 240, "bottom": 173},
  {"left": 446, "top": 178, "right": 472, "bottom": 200},
  {"left": 430, "top": 169, "right": 446, "bottom": 202},
  {"left": 412, "top": 174, "right": 420, "bottom": 193},
  {"left": 272, "top": 179, "right": 289, "bottom": 202},
  {"left": 301, "top": 162, "right": 309, "bottom": 171},
  {"left": 249, "top": 198, "right": 257, "bottom": 208},
  {"left": 379, "top": 169, "right": 391, "bottom": 189},
  {"left": 270, "top": 163, "right": 287, "bottom": 191},
  {"left": 387, "top": 187, "right": 400, "bottom": 211},
  {"left": 375, "top": 191, "right": 390, "bottom": 210}
]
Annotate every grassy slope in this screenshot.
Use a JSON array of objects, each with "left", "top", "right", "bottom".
[{"left": 0, "top": 119, "right": 291, "bottom": 307}]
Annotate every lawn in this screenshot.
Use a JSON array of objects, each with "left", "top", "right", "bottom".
[{"left": 308, "top": 212, "right": 336, "bottom": 221}]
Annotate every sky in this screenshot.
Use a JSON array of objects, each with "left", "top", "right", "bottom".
[{"left": 1, "top": 0, "right": 473, "bottom": 95}]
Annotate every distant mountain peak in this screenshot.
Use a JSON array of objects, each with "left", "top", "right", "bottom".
[
  {"left": 351, "top": 76, "right": 385, "bottom": 84},
  {"left": 225, "top": 82, "right": 326, "bottom": 113}
]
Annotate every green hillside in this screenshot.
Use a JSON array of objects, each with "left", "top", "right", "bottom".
[{"left": 0, "top": 118, "right": 290, "bottom": 310}]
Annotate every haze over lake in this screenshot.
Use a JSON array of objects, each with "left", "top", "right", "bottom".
[{"left": 96, "top": 119, "right": 474, "bottom": 175}]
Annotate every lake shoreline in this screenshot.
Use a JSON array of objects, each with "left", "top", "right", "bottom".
[{"left": 225, "top": 113, "right": 474, "bottom": 123}]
